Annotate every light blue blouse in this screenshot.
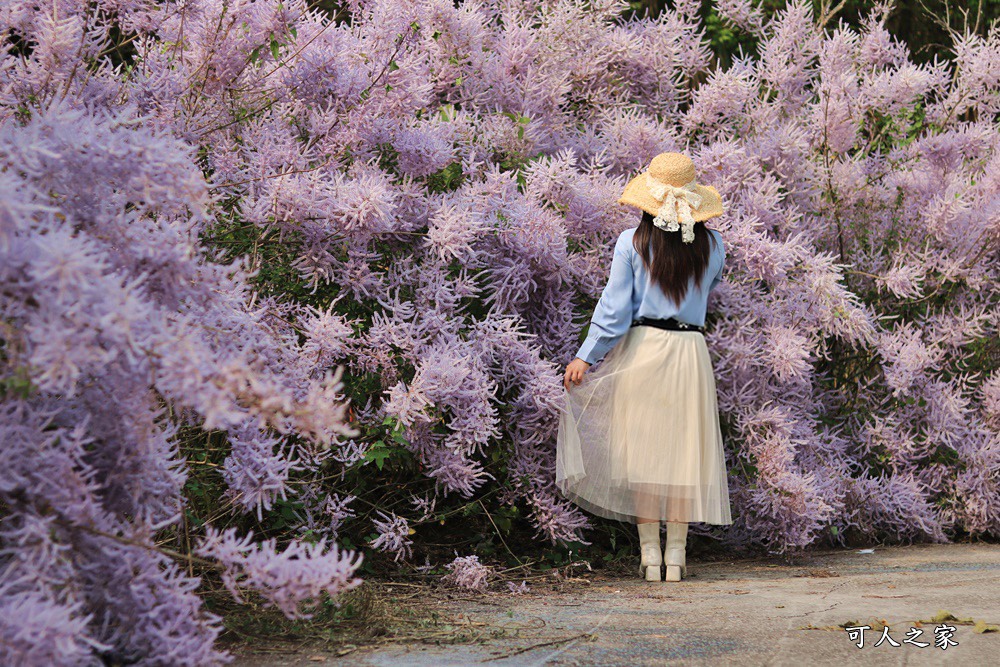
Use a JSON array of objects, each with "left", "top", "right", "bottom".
[{"left": 575, "top": 227, "right": 726, "bottom": 365}]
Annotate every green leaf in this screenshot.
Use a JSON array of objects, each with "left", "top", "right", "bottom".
[
  {"left": 362, "top": 440, "right": 392, "bottom": 470},
  {"left": 438, "top": 103, "right": 456, "bottom": 121},
  {"left": 1, "top": 373, "right": 35, "bottom": 400}
]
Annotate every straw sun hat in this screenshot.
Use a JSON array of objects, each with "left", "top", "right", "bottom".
[{"left": 618, "top": 152, "right": 724, "bottom": 243}]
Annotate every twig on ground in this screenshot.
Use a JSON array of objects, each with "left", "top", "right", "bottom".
[{"left": 481, "top": 632, "right": 596, "bottom": 661}]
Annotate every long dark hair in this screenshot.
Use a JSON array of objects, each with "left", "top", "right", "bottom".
[{"left": 632, "top": 211, "right": 719, "bottom": 306}]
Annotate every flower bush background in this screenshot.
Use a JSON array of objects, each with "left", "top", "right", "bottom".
[{"left": 1, "top": 0, "right": 998, "bottom": 663}]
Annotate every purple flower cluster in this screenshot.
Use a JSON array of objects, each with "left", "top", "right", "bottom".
[
  {"left": 507, "top": 580, "right": 531, "bottom": 595},
  {"left": 369, "top": 511, "right": 414, "bottom": 564},
  {"left": 196, "top": 527, "right": 364, "bottom": 619},
  {"left": 442, "top": 554, "right": 494, "bottom": 592},
  {"left": 2, "top": 0, "right": 999, "bottom": 660}
]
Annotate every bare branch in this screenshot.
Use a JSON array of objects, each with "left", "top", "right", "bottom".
[{"left": 817, "top": 0, "right": 850, "bottom": 29}]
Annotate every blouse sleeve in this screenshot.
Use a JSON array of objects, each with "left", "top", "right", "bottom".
[
  {"left": 709, "top": 231, "right": 726, "bottom": 292},
  {"left": 575, "top": 233, "right": 635, "bottom": 365}
]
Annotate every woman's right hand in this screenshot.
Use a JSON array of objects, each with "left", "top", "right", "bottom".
[{"left": 564, "top": 358, "right": 591, "bottom": 391}]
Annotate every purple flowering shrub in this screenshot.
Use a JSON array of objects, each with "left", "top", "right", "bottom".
[{"left": 1, "top": 0, "right": 998, "bottom": 662}]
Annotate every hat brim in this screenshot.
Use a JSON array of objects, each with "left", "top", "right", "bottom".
[{"left": 618, "top": 172, "right": 724, "bottom": 222}]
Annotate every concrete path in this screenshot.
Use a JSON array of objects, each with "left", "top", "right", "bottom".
[{"left": 231, "top": 542, "right": 1000, "bottom": 666}]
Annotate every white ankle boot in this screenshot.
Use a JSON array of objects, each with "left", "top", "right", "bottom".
[
  {"left": 664, "top": 521, "right": 688, "bottom": 581},
  {"left": 636, "top": 521, "right": 662, "bottom": 581}
]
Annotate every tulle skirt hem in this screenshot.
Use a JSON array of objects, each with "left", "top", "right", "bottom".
[{"left": 556, "top": 326, "right": 732, "bottom": 526}]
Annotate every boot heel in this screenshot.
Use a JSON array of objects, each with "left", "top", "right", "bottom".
[
  {"left": 665, "top": 564, "right": 682, "bottom": 582},
  {"left": 645, "top": 565, "right": 661, "bottom": 581}
]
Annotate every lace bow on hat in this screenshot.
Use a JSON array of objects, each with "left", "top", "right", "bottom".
[{"left": 645, "top": 173, "right": 704, "bottom": 243}]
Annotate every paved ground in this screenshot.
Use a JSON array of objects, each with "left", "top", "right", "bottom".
[{"left": 230, "top": 542, "right": 1000, "bottom": 666}]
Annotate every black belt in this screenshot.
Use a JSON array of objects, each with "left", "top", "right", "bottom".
[{"left": 630, "top": 316, "right": 704, "bottom": 333}]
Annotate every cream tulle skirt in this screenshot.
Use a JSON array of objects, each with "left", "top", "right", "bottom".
[{"left": 556, "top": 325, "right": 732, "bottom": 525}]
